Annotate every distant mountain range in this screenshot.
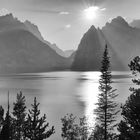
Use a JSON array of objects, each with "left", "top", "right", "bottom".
[
  {"left": 24, "top": 20, "right": 74, "bottom": 57},
  {"left": 0, "top": 14, "right": 140, "bottom": 73},
  {"left": 72, "top": 16, "right": 140, "bottom": 71},
  {"left": 130, "top": 19, "right": 140, "bottom": 29},
  {"left": 0, "top": 14, "right": 72, "bottom": 73}
]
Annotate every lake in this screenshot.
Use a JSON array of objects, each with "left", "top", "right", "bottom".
[{"left": 0, "top": 71, "right": 134, "bottom": 140}]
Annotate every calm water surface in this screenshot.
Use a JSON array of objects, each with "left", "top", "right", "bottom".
[{"left": 0, "top": 71, "right": 133, "bottom": 140}]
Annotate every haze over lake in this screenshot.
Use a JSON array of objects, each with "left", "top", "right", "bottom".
[{"left": 0, "top": 71, "right": 133, "bottom": 140}]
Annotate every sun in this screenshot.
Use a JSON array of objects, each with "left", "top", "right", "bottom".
[{"left": 84, "top": 6, "right": 99, "bottom": 20}]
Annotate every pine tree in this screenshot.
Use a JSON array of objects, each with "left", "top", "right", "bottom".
[
  {"left": 94, "top": 45, "right": 119, "bottom": 140},
  {"left": 78, "top": 116, "right": 89, "bottom": 140},
  {"left": 61, "top": 114, "right": 89, "bottom": 140},
  {"left": 118, "top": 56, "right": 140, "bottom": 140},
  {"left": 89, "top": 124, "right": 104, "bottom": 140},
  {"left": 25, "top": 97, "right": 55, "bottom": 140},
  {"left": 0, "top": 92, "right": 13, "bottom": 140},
  {"left": 61, "top": 114, "right": 79, "bottom": 140},
  {"left": 0, "top": 106, "right": 4, "bottom": 132},
  {"left": 0, "top": 112, "right": 14, "bottom": 140},
  {"left": 12, "top": 91, "right": 26, "bottom": 140}
]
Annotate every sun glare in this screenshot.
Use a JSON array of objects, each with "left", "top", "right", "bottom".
[{"left": 84, "top": 6, "right": 99, "bottom": 20}]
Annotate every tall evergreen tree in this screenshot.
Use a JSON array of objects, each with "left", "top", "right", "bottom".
[
  {"left": 12, "top": 91, "right": 26, "bottom": 140},
  {"left": 118, "top": 56, "right": 140, "bottom": 140},
  {"left": 25, "top": 97, "right": 55, "bottom": 140},
  {"left": 94, "top": 45, "right": 119, "bottom": 140},
  {"left": 0, "top": 112, "right": 14, "bottom": 140},
  {"left": 0, "top": 106, "right": 4, "bottom": 132},
  {"left": 0, "top": 92, "right": 13, "bottom": 140}
]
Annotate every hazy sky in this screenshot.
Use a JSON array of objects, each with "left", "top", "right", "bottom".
[{"left": 0, "top": 0, "right": 140, "bottom": 50}]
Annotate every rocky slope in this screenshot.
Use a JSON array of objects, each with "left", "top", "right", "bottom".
[
  {"left": 0, "top": 14, "right": 70, "bottom": 73},
  {"left": 72, "top": 16, "right": 140, "bottom": 71}
]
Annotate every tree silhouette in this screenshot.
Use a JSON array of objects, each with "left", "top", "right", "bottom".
[
  {"left": 78, "top": 116, "right": 89, "bottom": 140},
  {"left": 94, "top": 45, "right": 119, "bottom": 140},
  {"left": 0, "top": 93, "right": 13, "bottom": 140},
  {"left": 12, "top": 91, "right": 27, "bottom": 140},
  {"left": 61, "top": 114, "right": 79, "bottom": 140},
  {"left": 61, "top": 114, "right": 89, "bottom": 140},
  {"left": 0, "top": 106, "right": 4, "bottom": 132},
  {"left": 89, "top": 124, "right": 104, "bottom": 140},
  {"left": 118, "top": 56, "right": 140, "bottom": 140},
  {"left": 25, "top": 97, "right": 55, "bottom": 140}
]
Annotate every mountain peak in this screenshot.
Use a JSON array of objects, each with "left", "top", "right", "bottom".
[
  {"left": 0, "top": 13, "right": 19, "bottom": 22},
  {"left": 89, "top": 25, "right": 97, "bottom": 31},
  {"left": 0, "top": 13, "right": 13, "bottom": 18},
  {"left": 71, "top": 25, "right": 103, "bottom": 71},
  {"left": 84, "top": 25, "right": 97, "bottom": 37},
  {"left": 110, "top": 16, "right": 129, "bottom": 27},
  {"left": 0, "top": 13, "right": 25, "bottom": 32}
]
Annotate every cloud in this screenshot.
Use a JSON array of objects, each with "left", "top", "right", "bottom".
[
  {"left": 25, "top": 8, "right": 70, "bottom": 16},
  {"left": 59, "top": 11, "right": 69, "bottom": 15},
  {"left": 100, "top": 8, "right": 106, "bottom": 11},
  {"left": 65, "top": 24, "right": 71, "bottom": 28},
  {"left": 26, "top": 8, "right": 62, "bottom": 14}
]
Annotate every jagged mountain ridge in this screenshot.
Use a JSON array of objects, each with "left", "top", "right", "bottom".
[
  {"left": 102, "top": 16, "right": 140, "bottom": 70},
  {"left": 0, "top": 14, "right": 71, "bottom": 73},
  {"left": 24, "top": 20, "right": 74, "bottom": 57},
  {"left": 71, "top": 26, "right": 104, "bottom": 71},
  {"left": 72, "top": 16, "right": 140, "bottom": 71},
  {"left": 0, "top": 14, "right": 26, "bottom": 32},
  {"left": 130, "top": 19, "right": 140, "bottom": 29},
  {"left": 24, "top": 20, "right": 45, "bottom": 42}
]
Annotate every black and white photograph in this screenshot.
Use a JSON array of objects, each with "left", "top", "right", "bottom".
[{"left": 0, "top": 0, "right": 139, "bottom": 140}]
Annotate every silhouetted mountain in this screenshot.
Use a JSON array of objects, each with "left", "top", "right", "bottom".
[
  {"left": 71, "top": 26, "right": 103, "bottom": 71},
  {"left": 0, "top": 14, "right": 70, "bottom": 73},
  {"left": 50, "top": 43, "right": 66, "bottom": 57},
  {"left": 0, "top": 14, "right": 26, "bottom": 31},
  {"left": 130, "top": 19, "right": 140, "bottom": 29},
  {"left": 24, "top": 20, "right": 44, "bottom": 41},
  {"left": 98, "top": 29, "right": 126, "bottom": 70},
  {"left": 72, "top": 16, "right": 140, "bottom": 71},
  {"left": 64, "top": 50, "right": 75, "bottom": 57},
  {"left": 102, "top": 16, "right": 140, "bottom": 70},
  {"left": 108, "top": 16, "right": 129, "bottom": 28},
  {"left": 24, "top": 20, "right": 74, "bottom": 57},
  {"left": 50, "top": 45, "right": 74, "bottom": 57},
  {"left": 68, "top": 51, "right": 76, "bottom": 65}
]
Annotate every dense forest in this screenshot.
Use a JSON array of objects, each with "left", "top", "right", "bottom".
[{"left": 0, "top": 45, "right": 140, "bottom": 140}]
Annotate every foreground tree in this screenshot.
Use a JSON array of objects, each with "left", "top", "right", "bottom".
[
  {"left": 94, "top": 45, "right": 119, "bottom": 140},
  {"left": 12, "top": 92, "right": 27, "bottom": 140},
  {"left": 118, "top": 56, "right": 140, "bottom": 140},
  {"left": 0, "top": 93, "right": 13, "bottom": 140},
  {"left": 0, "top": 106, "right": 4, "bottom": 132},
  {"left": 25, "top": 97, "right": 55, "bottom": 140},
  {"left": 61, "top": 114, "right": 89, "bottom": 140},
  {"left": 89, "top": 124, "right": 104, "bottom": 140},
  {"left": 61, "top": 114, "right": 79, "bottom": 140},
  {"left": 0, "top": 112, "right": 14, "bottom": 140},
  {"left": 78, "top": 116, "right": 89, "bottom": 140}
]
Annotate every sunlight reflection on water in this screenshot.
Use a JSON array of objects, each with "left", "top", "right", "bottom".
[
  {"left": 76, "top": 72, "right": 100, "bottom": 130},
  {"left": 0, "top": 71, "right": 133, "bottom": 140}
]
